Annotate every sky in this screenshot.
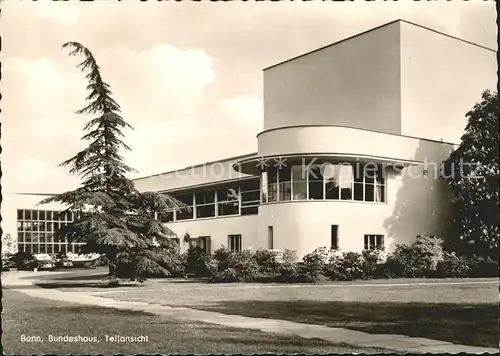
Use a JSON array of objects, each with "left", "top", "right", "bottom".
[{"left": 1, "top": 0, "right": 497, "bottom": 196}]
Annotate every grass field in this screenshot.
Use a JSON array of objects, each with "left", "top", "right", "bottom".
[
  {"left": 1, "top": 290, "right": 385, "bottom": 355},
  {"left": 26, "top": 270, "right": 499, "bottom": 348}
]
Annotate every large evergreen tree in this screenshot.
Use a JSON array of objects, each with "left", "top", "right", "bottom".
[
  {"left": 442, "top": 90, "right": 499, "bottom": 260},
  {"left": 40, "top": 42, "right": 187, "bottom": 279}
]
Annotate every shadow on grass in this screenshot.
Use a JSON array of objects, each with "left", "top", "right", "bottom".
[
  {"left": 35, "top": 282, "right": 145, "bottom": 289},
  {"left": 193, "top": 300, "right": 498, "bottom": 348}
]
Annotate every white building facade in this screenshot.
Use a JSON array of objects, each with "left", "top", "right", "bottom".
[{"left": 4, "top": 20, "right": 496, "bottom": 259}]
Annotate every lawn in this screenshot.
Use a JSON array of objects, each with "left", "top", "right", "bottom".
[
  {"left": 28, "top": 271, "right": 499, "bottom": 348},
  {"left": 1, "top": 290, "right": 386, "bottom": 355}
]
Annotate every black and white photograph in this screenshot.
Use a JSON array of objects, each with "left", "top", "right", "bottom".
[{"left": 1, "top": 0, "right": 498, "bottom": 354}]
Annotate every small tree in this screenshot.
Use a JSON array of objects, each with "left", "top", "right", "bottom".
[
  {"left": 40, "top": 42, "right": 188, "bottom": 280},
  {"left": 442, "top": 90, "right": 499, "bottom": 260},
  {"left": 2, "top": 233, "right": 17, "bottom": 256}
]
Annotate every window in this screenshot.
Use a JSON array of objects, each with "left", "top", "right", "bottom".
[
  {"left": 339, "top": 164, "right": 353, "bottom": 200},
  {"left": 291, "top": 165, "right": 307, "bottom": 200},
  {"left": 17, "top": 210, "right": 23, "bottom": 220},
  {"left": 176, "top": 193, "right": 194, "bottom": 220},
  {"left": 32, "top": 210, "right": 39, "bottom": 220},
  {"left": 364, "top": 234, "right": 384, "bottom": 250},
  {"left": 308, "top": 165, "right": 324, "bottom": 200},
  {"left": 39, "top": 244, "right": 46, "bottom": 254},
  {"left": 267, "top": 169, "right": 278, "bottom": 202},
  {"left": 32, "top": 244, "right": 39, "bottom": 254},
  {"left": 364, "top": 165, "right": 386, "bottom": 203},
  {"left": 217, "top": 187, "right": 239, "bottom": 216},
  {"left": 324, "top": 164, "right": 341, "bottom": 200},
  {"left": 54, "top": 244, "right": 61, "bottom": 253},
  {"left": 192, "top": 236, "right": 211, "bottom": 254},
  {"left": 261, "top": 171, "right": 269, "bottom": 203},
  {"left": 47, "top": 244, "right": 54, "bottom": 254},
  {"left": 228, "top": 234, "right": 242, "bottom": 252},
  {"left": 278, "top": 167, "right": 292, "bottom": 201},
  {"left": 47, "top": 211, "right": 53, "bottom": 220},
  {"left": 25, "top": 210, "right": 32, "bottom": 220},
  {"left": 241, "top": 179, "right": 260, "bottom": 216},
  {"left": 267, "top": 226, "right": 274, "bottom": 250},
  {"left": 39, "top": 211, "right": 46, "bottom": 220},
  {"left": 18, "top": 232, "right": 24, "bottom": 242},
  {"left": 195, "top": 191, "right": 215, "bottom": 218},
  {"left": 158, "top": 210, "right": 174, "bottom": 223},
  {"left": 331, "top": 225, "right": 339, "bottom": 250}
]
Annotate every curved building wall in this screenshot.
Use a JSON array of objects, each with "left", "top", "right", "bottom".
[
  {"left": 257, "top": 126, "right": 455, "bottom": 163},
  {"left": 257, "top": 165, "right": 452, "bottom": 259}
]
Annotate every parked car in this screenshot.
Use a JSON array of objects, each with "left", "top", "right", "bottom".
[
  {"left": 14, "top": 252, "right": 55, "bottom": 271},
  {"left": 54, "top": 257, "right": 74, "bottom": 268}
]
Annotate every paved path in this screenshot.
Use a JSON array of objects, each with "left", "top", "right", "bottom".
[{"left": 2, "top": 272, "right": 498, "bottom": 354}]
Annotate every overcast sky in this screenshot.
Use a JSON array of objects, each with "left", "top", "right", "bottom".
[{"left": 1, "top": 1, "right": 496, "bottom": 196}]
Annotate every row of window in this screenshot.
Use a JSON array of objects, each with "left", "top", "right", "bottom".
[
  {"left": 17, "top": 209, "right": 77, "bottom": 222},
  {"left": 17, "top": 243, "right": 85, "bottom": 254},
  {"left": 157, "top": 179, "right": 260, "bottom": 223},
  {"left": 17, "top": 221, "right": 71, "bottom": 233},
  {"left": 17, "top": 232, "right": 67, "bottom": 243},
  {"left": 261, "top": 163, "right": 386, "bottom": 203}
]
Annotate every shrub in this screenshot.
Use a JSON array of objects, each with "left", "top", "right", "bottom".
[
  {"left": 183, "top": 245, "right": 212, "bottom": 277},
  {"left": 361, "top": 249, "right": 385, "bottom": 279},
  {"left": 254, "top": 249, "right": 280, "bottom": 273},
  {"left": 275, "top": 250, "right": 299, "bottom": 283},
  {"left": 227, "top": 250, "right": 260, "bottom": 282},
  {"left": 212, "top": 246, "right": 233, "bottom": 272},
  {"left": 302, "top": 247, "right": 329, "bottom": 282},
  {"left": 388, "top": 235, "right": 444, "bottom": 278},
  {"left": 212, "top": 268, "right": 240, "bottom": 283},
  {"left": 325, "top": 251, "right": 364, "bottom": 281},
  {"left": 468, "top": 255, "right": 498, "bottom": 277},
  {"left": 435, "top": 252, "right": 470, "bottom": 278}
]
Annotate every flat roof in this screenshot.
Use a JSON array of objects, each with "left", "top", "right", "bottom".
[
  {"left": 133, "top": 152, "right": 258, "bottom": 181},
  {"left": 264, "top": 19, "right": 496, "bottom": 71}
]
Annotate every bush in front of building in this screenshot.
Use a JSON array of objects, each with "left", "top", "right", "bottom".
[
  {"left": 300, "top": 247, "right": 330, "bottom": 283},
  {"left": 210, "top": 250, "right": 260, "bottom": 282},
  {"left": 253, "top": 249, "right": 280, "bottom": 274},
  {"left": 467, "top": 255, "right": 498, "bottom": 278},
  {"left": 384, "top": 235, "right": 445, "bottom": 278},
  {"left": 183, "top": 245, "right": 213, "bottom": 277},
  {"left": 435, "top": 251, "right": 471, "bottom": 278}
]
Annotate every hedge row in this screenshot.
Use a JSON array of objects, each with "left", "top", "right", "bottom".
[{"left": 180, "top": 235, "right": 498, "bottom": 283}]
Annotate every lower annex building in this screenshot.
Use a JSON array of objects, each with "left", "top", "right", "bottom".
[{"left": 4, "top": 20, "right": 496, "bottom": 259}]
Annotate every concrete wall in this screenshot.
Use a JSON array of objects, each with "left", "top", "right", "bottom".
[
  {"left": 258, "top": 125, "right": 453, "bottom": 164},
  {"left": 400, "top": 22, "right": 497, "bottom": 144},
  {"left": 133, "top": 153, "right": 257, "bottom": 193},
  {"left": 163, "top": 215, "right": 259, "bottom": 253},
  {"left": 263, "top": 21, "right": 402, "bottom": 134}
]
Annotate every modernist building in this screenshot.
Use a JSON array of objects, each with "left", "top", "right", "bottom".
[{"left": 4, "top": 20, "right": 496, "bottom": 258}]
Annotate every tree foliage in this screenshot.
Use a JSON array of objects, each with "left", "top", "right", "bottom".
[
  {"left": 40, "top": 42, "right": 188, "bottom": 279},
  {"left": 442, "top": 90, "right": 499, "bottom": 260}
]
